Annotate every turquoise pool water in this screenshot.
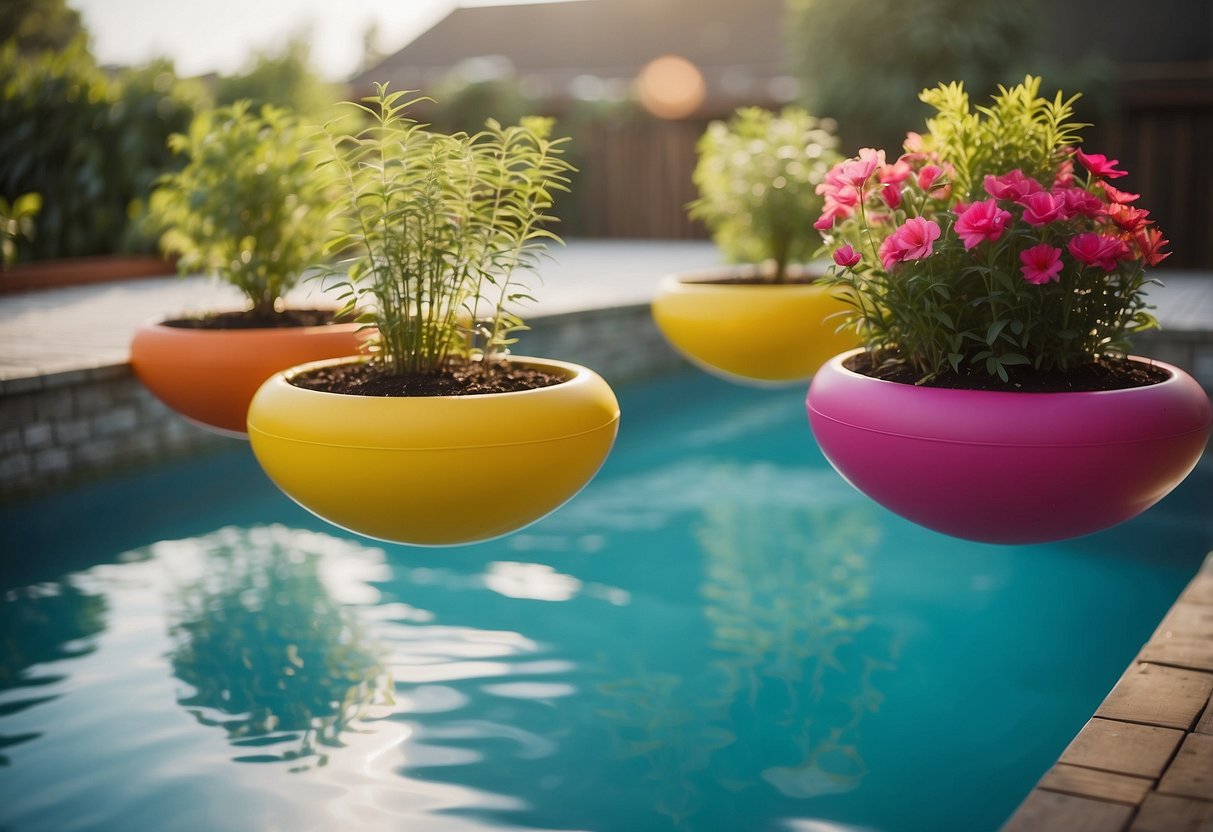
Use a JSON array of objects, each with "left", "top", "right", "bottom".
[{"left": 2, "top": 371, "right": 1211, "bottom": 832}]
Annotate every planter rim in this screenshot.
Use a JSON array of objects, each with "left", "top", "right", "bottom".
[
  {"left": 809, "top": 347, "right": 1212, "bottom": 448},
  {"left": 662, "top": 262, "right": 829, "bottom": 290},
  {"left": 139, "top": 311, "right": 360, "bottom": 336},
  {"left": 249, "top": 354, "right": 621, "bottom": 450}
]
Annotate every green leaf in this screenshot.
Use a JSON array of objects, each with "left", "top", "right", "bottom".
[{"left": 985, "top": 319, "right": 1009, "bottom": 345}]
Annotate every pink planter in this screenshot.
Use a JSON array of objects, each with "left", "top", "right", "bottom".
[{"left": 806, "top": 349, "right": 1212, "bottom": 544}]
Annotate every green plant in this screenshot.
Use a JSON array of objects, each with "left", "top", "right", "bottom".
[
  {"left": 688, "top": 106, "right": 841, "bottom": 282},
  {"left": 0, "top": 191, "right": 40, "bottom": 268},
  {"left": 319, "top": 84, "right": 574, "bottom": 376},
  {"left": 146, "top": 102, "right": 335, "bottom": 319},
  {"left": 816, "top": 76, "right": 1168, "bottom": 384}
]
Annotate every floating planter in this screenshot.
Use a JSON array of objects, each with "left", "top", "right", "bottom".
[
  {"left": 810, "top": 76, "right": 1213, "bottom": 543},
  {"left": 808, "top": 350, "right": 1211, "bottom": 544},
  {"left": 248, "top": 356, "right": 619, "bottom": 545},
  {"left": 652, "top": 265, "right": 855, "bottom": 384},
  {"left": 247, "top": 85, "right": 617, "bottom": 545},
  {"left": 131, "top": 319, "right": 364, "bottom": 436},
  {"left": 136, "top": 102, "right": 353, "bottom": 437},
  {"left": 656, "top": 106, "right": 854, "bottom": 385}
]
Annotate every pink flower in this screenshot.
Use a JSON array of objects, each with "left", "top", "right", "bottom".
[
  {"left": 837, "top": 148, "right": 885, "bottom": 188},
  {"left": 1068, "top": 232, "right": 1128, "bottom": 271},
  {"left": 903, "top": 132, "right": 924, "bottom": 153},
  {"left": 878, "top": 158, "right": 913, "bottom": 186},
  {"left": 1134, "top": 227, "right": 1171, "bottom": 267},
  {"left": 1099, "top": 180, "right": 1140, "bottom": 204},
  {"left": 880, "top": 182, "right": 902, "bottom": 209},
  {"left": 1019, "top": 243, "right": 1064, "bottom": 285},
  {"left": 879, "top": 217, "right": 941, "bottom": 270},
  {"left": 954, "top": 199, "right": 1012, "bottom": 249},
  {"left": 1107, "top": 203, "right": 1151, "bottom": 233},
  {"left": 917, "top": 164, "right": 943, "bottom": 191},
  {"left": 1076, "top": 149, "right": 1128, "bottom": 179},
  {"left": 833, "top": 244, "right": 862, "bottom": 268},
  {"left": 1052, "top": 157, "right": 1076, "bottom": 188},
  {"left": 1057, "top": 186, "right": 1104, "bottom": 219},
  {"left": 1019, "top": 191, "right": 1065, "bottom": 226},
  {"left": 983, "top": 169, "right": 1043, "bottom": 202}
]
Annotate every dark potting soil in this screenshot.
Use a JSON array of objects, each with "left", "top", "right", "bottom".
[
  {"left": 683, "top": 273, "right": 822, "bottom": 286},
  {"left": 289, "top": 359, "right": 567, "bottom": 397},
  {"left": 162, "top": 309, "right": 345, "bottom": 329},
  {"left": 846, "top": 351, "right": 1171, "bottom": 392}
]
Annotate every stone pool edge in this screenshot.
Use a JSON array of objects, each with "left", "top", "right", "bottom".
[{"left": 1001, "top": 550, "right": 1213, "bottom": 832}]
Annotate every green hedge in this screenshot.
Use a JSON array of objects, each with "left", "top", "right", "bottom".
[{"left": 0, "top": 39, "right": 204, "bottom": 261}]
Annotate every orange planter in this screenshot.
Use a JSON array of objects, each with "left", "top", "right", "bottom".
[{"left": 131, "top": 317, "right": 367, "bottom": 437}]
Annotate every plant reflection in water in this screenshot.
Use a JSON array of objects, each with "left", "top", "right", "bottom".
[
  {"left": 165, "top": 526, "right": 394, "bottom": 769},
  {"left": 591, "top": 462, "right": 896, "bottom": 827},
  {"left": 0, "top": 582, "right": 107, "bottom": 764}
]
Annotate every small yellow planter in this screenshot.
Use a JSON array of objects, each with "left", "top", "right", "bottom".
[
  {"left": 247, "top": 356, "right": 620, "bottom": 546},
  {"left": 651, "top": 266, "right": 857, "bottom": 385}
]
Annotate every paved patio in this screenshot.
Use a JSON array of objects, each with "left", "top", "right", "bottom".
[{"left": 0, "top": 240, "right": 725, "bottom": 380}]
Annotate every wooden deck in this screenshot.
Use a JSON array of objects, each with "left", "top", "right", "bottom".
[{"left": 1002, "top": 552, "right": 1213, "bottom": 832}]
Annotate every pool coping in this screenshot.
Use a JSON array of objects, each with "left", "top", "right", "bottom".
[{"left": 1001, "top": 550, "right": 1213, "bottom": 832}]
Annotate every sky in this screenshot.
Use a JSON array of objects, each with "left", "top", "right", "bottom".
[{"left": 70, "top": 0, "right": 580, "bottom": 81}]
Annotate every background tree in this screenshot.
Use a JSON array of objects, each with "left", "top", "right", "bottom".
[
  {"left": 0, "top": 0, "right": 83, "bottom": 54},
  {"left": 786, "top": 0, "right": 1039, "bottom": 154},
  {"left": 214, "top": 35, "right": 339, "bottom": 122}
]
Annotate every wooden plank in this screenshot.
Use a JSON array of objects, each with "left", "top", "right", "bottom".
[
  {"left": 1179, "top": 573, "right": 1213, "bottom": 606},
  {"left": 1059, "top": 718, "right": 1185, "bottom": 779},
  {"left": 1096, "top": 663, "right": 1213, "bottom": 731},
  {"left": 1130, "top": 792, "right": 1213, "bottom": 832},
  {"left": 1197, "top": 701, "right": 1213, "bottom": 736},
  {"left": 1001, "top": 789, "right": 1133, "bottom": 832},
  {"left": 1140, "top": 602, "right": 1213, "bottom": 672},
  {"left": 1157, "top": 733, "right": 1213, "bottom": 801},
  {"left": 1038, "top": 764, "right": 1154, "bottom": 806}
]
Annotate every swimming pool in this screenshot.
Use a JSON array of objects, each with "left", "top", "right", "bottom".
[{"left": 2, "top": 370, "right": 1210, "bottom": 832}]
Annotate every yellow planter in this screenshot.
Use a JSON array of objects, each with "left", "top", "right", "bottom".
[
  {"left": 651, "top": 266, "right": 858, "bottom": 385},
  {"left": 247, "top": 356, "right": 620, "bottom": 546}
]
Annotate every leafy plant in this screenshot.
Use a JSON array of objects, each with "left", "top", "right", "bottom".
[
  {"left": 816, "top": 76, "right": 1168, "bottom": 384},
  {"left": 319, "top": 84, "right": 574, "bottom": 376},
  {"left": 688, "top": 106, "right": 841, "bottom": 282},
  {"left": 146, "top": 102, "right": 335, "bottom": 319},
  {"left": 0, "top": 191, "right": 39, "bottom": 268}
]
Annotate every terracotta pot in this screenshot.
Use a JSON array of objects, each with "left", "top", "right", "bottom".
[
  {"left": 806, "top": 349, "right": 1212, "bottom": 544},
  {"left": 651, "top": 265, "right": 857, "bottom": 385},
  {"left": 130, "top": 317, "right": 367, "bottom": 437},
  {"left": 247, "top": 355, "right": 620, "bottom": 546}
]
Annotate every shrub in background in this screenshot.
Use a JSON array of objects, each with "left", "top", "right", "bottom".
[
  {"left": 145, "top": 102, "right": 335, "bottom": 319},
  {"left": 688, "top": 106, "right": 841, "bottom": 281},
  {"left": 786, "top": 0, "right": 1036, "bottom": 153}
]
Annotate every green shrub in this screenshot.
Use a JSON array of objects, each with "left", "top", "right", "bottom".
[
  {"left": 0, "top": 39, "right": 204, "bottom": 261},
  {"left": 688, "top": 106, "right": 841, "bottom": 281},
  {"left": 146, "top": 102, "right": 335, "bottom": 318},
  {"left": 319, "top": 85, "right": 574, "bottom": 376}
]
